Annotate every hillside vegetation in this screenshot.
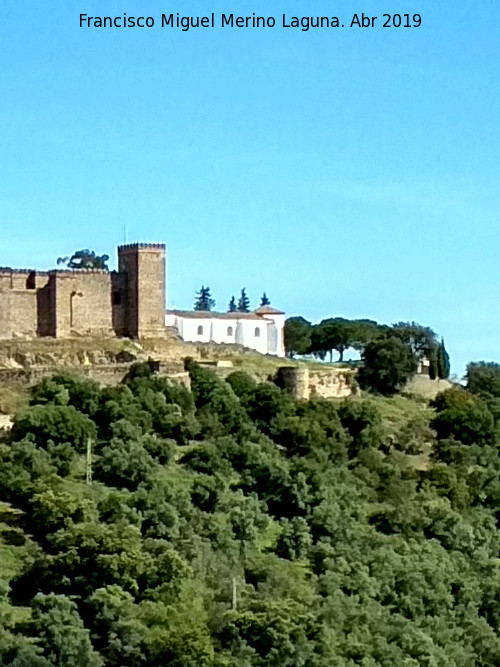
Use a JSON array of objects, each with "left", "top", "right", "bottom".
[{"left": 0, "top": 361, "right": 500, "bottom": 665}]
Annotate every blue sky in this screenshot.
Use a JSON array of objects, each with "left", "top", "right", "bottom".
[{"left": 1, "top": 1, "right": 499, "bottom": 376}]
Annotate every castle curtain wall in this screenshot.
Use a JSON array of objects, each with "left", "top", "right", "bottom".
[
  {"left": 0, "top": 269, "right": 42, "bottom": 338},
  {"left": 52, "top": 271, "right": 114, "bottom": 337},
  {"left": 9, "top": 291, "right": 38, "bottom": 337},
  {"left": 0, "top": 292, "right": 12, "bottom": 338}
]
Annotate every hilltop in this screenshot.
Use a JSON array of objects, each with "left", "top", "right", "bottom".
[{"left": 0, "top": 358, "right": 499, "bottom": 665}]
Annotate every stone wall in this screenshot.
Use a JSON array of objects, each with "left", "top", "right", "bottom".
[
  {"left": 0, "top": 243, "right": 167, "bottom": 341},
  {"left": 52, "top": 271, "right": 114, "bottom": 337},
  {"left": 8, "top": 290, "right": 38, "bottom": 337},
  {"left": 0, "top": 292, "right": 12, "bottom": 338},
  {"left": 0, "top": 364, "right": 191, "bottom": 391},
  {"left": 308, "top": 368, "right": 354, "bottom": 399},
  {"left": 277, "top": 366, "right": 355, "bottom": 400}
]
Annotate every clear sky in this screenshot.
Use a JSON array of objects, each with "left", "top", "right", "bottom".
[{"left": 1, "top": 1, "right": 498, "bottom": 377}]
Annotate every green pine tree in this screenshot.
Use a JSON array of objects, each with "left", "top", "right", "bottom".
[
  {"left": 228, "top": 296, "right": 237, "bottom": 312},
  {"left": 237, "top": 288, "right": 250, "bottom": 312},
  {"left": 194, "top": 286, "right": 215, "bottom": 311},
  {"left": 260, "top": 292, "right": 271, "bottom": 306}
]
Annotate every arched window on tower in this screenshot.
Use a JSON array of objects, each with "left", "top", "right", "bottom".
[
  {"left": 227, "top": 326, "right": 233, "bottom": 337},
  {"left": 197, "top": 325, "right": 203, "bottom": 336},
  {"left": 254, "top": 327, "right": 260, "bottom": 337}
]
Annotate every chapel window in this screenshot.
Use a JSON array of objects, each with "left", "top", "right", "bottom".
[
  {"left": 197, "top": 325, "right": 203, "bottom": 336},
  {"left": 254, "top": 327, "right": 260, "bottom": 337},
  {"left": 227, "top": 326, "right": 233, "bottom": 336}
]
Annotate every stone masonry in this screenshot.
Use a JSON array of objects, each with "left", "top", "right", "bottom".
[{"left": 0, "top": 243, "right": 166, "bottom": 340}]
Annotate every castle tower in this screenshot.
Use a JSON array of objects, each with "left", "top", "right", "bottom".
[{"left": 117, "top": 243, "right": 166, "bottom": 338}]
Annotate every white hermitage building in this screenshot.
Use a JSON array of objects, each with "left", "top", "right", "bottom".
[{"left": 165, "top": 305, "right": 286, "bottom": 357}]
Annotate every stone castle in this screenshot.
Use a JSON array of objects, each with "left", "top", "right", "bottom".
[{"left": 0, "top": 243, "right": 166, "bottom": 339}]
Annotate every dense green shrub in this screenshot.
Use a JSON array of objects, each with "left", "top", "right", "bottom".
[
  {"left": 358, "top": 335, "right": 418, "bottom": 395},
  {"left": 1, "top": 366, "right": 500, "bottom": 666},
  {"left": 11, "top": 405, "right": 97, "bottom": 452}
]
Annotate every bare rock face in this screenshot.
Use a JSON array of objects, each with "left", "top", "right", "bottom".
[{"left": 0, "top": 338, "right": 147, "bottom": 371}]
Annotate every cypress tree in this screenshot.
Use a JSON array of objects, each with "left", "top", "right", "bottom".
[
  {"left": 228, "top": 296, "right": 237, "bottom": 312},
  {"left": 428, "top": 349, "right": 438, "bottom": 380},
  {"left": 437, "top": 338, "right": 451, "bottom": 379}
]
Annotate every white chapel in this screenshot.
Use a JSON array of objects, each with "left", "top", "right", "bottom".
[{"left": 165, "top": 305, "right": 286, "bottom": 357}]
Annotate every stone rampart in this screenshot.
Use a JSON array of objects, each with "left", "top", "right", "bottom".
[
  {"left": 52, "top": 272, "right": 114, "bottom": 337},
  {"left": 277, "top": 366, "right": 356, "bottom": 400},
  {"left": 0, "top": 364, "right": 190, "bottom": 391}
]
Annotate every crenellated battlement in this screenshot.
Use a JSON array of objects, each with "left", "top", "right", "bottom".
[
  {"left": 0, "top": 267, "right": 49, "bottom": 275},
  {"left": 118, "top": 243, "right": 166, "bottom": 251},
  {"left": 48, "top": 269, "right": 110, "bottom": 275}
]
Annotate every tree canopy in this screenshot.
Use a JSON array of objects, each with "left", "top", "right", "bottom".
[
  {"left": 284, "top": 316, "right": 312, "bottom": 358},
  {"left": 57, "top": 250, "right": 109, "bottom": 270},
  {"left": 358, "top": 334, "right": 418, "bottom": 394},
  {"left": 2, "top": 354, "right": 500, "bottom": 666}
]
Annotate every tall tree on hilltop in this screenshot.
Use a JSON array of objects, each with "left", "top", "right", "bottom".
[
  {"left": 310, "top": 318, "right": 356, "bottom": 362},
  {"left": 358, "top": 334, "right": 418, "bottom": 395},
  {"left": 237, "top": 288, "right": 250, "bottom": 312},
  {"left": 194, "top": 286, "right": 215, "bottom": 311},
  {"left": 260, "top": 292, "right": 271, "bottom": 307},
  {"left": 57, "top": 250, "right": 109, "bottom": 270},
  {"left": 466, "top": 361, "right": 500, "bottom": 397},
  {"left": 284, "top": 317, "right": 312, "bottom": 358},
  {"left": 228, "top": 296, "right": 237, "bottom": 312},
  {"left": 437, "top": 338, "right": 451, "bottom": 379},
  {"left": 391, "top": 321, "right": 438, "bottom": 358}
]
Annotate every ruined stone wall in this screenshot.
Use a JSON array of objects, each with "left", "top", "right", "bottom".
[
  {"left": 7, "top": 291, "right": 38, "bottom": 337},
  {"left": 308, "top": 368, "right": 354, "bottom": 399},
  {"left": 0, "top": 271, "right": 52, "bottom": 338},
  {"left": 0, "top": 290, "right": 38, "bottom": 338},
  {"left": 0, "top": 365, "right": 190, "bottom": 392},
  {"left": 0, "top": 269, "right": 48, "bottom": 290},
  {"left": 0, "top": 292, "right": 12, "bottom": 338},
  {"left": 277, "top": 366, "right": 355, "bottom": 400},
  {"left": 52, "top": 271, "right": 114, "bottom": 338},
  {"left": 0, "top": 274, "right": 11, "bottom": 290},
  {"left": 277, "top": 367, "right": 310, "bottom": 399}
]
